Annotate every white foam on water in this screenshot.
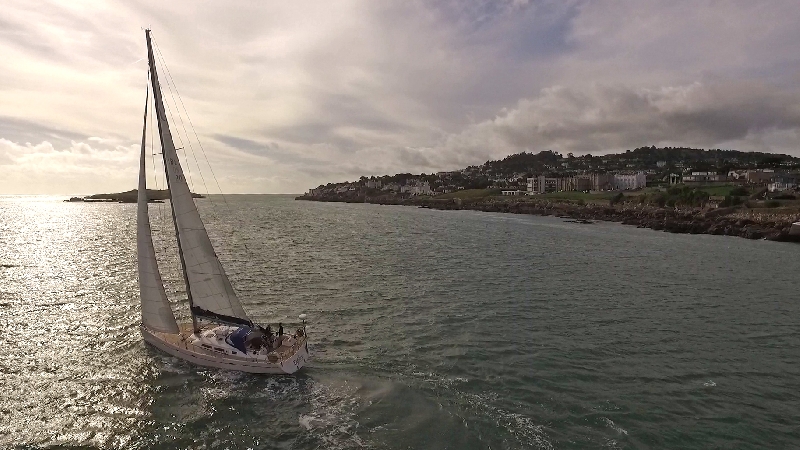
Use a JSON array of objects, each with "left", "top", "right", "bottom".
[
  {"left": 296, "top": 379, "right": 375, "bottom": 450},
  {"left": 157, "top": 357, "right": 190, "bottom": 374},
  {"left": 410, "top": 370, "right": 553, "bottom": 450},
  {"left": 602, "top": 417, "right": 628, "bottom": 435}
]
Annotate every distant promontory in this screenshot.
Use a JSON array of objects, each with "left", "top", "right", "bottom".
[
  {"left": 65, "top": 189, "right": 204, "bottom": 203},
  {"left": 297, "top": 147, "right": 800, "bottom": 242}
]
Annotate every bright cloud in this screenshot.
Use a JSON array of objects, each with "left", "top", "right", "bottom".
[{"left": 1, "top": 0, "right": 799, "bottom": 193}]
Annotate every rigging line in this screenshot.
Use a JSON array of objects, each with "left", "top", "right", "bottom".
[
  {"left": 150, "top": 40, "right": 202, "bottom": 207},
  {"left": 150, "top": 38, "right": 228, "bottom": 206},
  {"left": 150, "top": 35, "right": 252, "bottom": 256},
  {"left": 151, "top": 36, "right": 209, "bottom": 203},
  {"left": 150, "top": 35, "right": 249, "bottom": 310},
  {"left": 148, "top": 70, "right": 169, "bottom": 270},
  {"left": 150, "top": 71, "right": 173, "bottom": 268},
  {"left": 151, "top": 36, "right": 254, "bottom": 263},
  {"left": 147, "top": 71, "right": 159, "bottom": 210},
  {"left": 150, "top": 74, "right": 167, "bottom": 242},
  {"left": 152, "top": 52, "right": 198, "bottom": 198}
]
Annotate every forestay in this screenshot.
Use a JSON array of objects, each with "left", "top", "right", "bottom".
[{"left": 145, "top": 30, "right": 250, "bottom": 324}]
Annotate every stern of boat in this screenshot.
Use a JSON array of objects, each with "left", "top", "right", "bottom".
[{"left": 279, "top": 337, "right": 310, "bottom": 374}]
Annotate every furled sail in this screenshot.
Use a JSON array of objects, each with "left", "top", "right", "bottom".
[
  {"left": 145, "top": 30, "right": 251, "bottom": 325},
  {"left": 138, "top": 87, "right": 180, "bottom": 333}
]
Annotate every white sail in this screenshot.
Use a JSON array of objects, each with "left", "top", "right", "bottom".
[
  {"left": 145, "top": 31, "right": 250, "bottom": 324},
  {"left": 138, "top": 87, "right": 180, "bottom": 334}
]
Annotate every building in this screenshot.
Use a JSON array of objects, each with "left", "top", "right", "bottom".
[
  {"left": 682, "top": 171, "right": 724, "bottom": 184},
  {"left": 572, "top": 175, "right": 593, "bottom": 192},
  {"left": 727, "top": 170, "right": 746, "bottom": 180},
  {"left": 527, "top": 176, "right": 544, "bottom": 195},
  {"left": 613, "top": 172, "right": 646, "bottom": 190},
  {"left": 401, "top": 181, "right": 432, "bottom": 196},
  {"left": 746, "top": 169, "right": 774, "bottom": 184},
  {"left": 589, "top": 173, "right": 614, "bottom": 191},
  {"left": 768, "top": 174, "right": 799, "bottom": 192}
]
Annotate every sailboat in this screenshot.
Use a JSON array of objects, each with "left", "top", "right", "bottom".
[
  {"left": 137, "top": 29, "right": 309, "bottom": 374},
  {"left": 790, "top": 221, "right": 800, "bottom": 236}
]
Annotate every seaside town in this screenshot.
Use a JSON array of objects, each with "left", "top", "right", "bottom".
[
  {"left": 298, "top": 147, "right": 800, "bottom": 241},
  {"left": 302, "top": 147, "right": 800, "bottom": 200}
]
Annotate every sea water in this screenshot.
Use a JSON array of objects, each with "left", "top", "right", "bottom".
[{"left": 0, "top": 195, "right": 798, "bottom": 449}]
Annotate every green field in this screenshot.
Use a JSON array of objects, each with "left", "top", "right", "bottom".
[{"left": 691, "top": 184, "right": 749, "bottom": 196}]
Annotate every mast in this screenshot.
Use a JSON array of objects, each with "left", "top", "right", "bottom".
[{"left": 145, "top": 29, "right": 200, "bottom": 333}]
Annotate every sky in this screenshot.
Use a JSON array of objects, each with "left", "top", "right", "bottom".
[{"left": 2, "top": 1, "right": 800, "bottom": 194}]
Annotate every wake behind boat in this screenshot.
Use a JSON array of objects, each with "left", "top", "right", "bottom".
[{"left": 137, "top": 29, "right": 308, "bottom": 374}]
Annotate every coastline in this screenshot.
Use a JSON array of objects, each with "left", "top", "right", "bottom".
[
  {"left": 64, "top": 189, "right": 204, "bottom": 203},
  {"left": 296, "top": 194, "right": 800, "bottom": 242}
]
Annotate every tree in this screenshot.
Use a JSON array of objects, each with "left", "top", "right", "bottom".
[
  {"left": 729, "top": 186, "right": 749, "bottom": 197},
  {"left": 609, "top": 192, "right": 625, "bottom": 205}
]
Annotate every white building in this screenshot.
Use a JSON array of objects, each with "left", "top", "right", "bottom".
[
  {"left": 683, "top": 171, "right": 724, "bottom": 183},
  {"left": 526, "top": 177, "right": 540, "bottom": 194},
  {"left": 613, "top": 172, "right": 646, "bottom": 190},
  {"left": 401, "top": 181, "right": 432, "bottom": 196},
  {"left": 768, "top": 175, "right": 799, "bottom": 192}
]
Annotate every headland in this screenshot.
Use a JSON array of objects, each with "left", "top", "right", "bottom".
[
  {"left": 65, "top": 189, "right": 204, "bottom": 203},
  {"left": 296, "top": 147, "right": 800, "bottom": 242}
]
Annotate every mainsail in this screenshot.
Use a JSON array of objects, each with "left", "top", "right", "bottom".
[
  {"left": 145, "top": 30, "right": 251, "bottom": 326},
  {"left": 137, "top": 86, "right": 180, "bottom": 334}
]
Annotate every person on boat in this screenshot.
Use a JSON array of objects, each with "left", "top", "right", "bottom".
[
  {"left": 278, "top": 323, "right": 284, "bottom": 336},
  {"left": 258, "top": 325, "right": 272, "bottom": 351}
]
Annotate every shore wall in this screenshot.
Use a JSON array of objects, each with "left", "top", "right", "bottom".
[{"left": 297, "top": 195, "right": 800, "bottom": 242}]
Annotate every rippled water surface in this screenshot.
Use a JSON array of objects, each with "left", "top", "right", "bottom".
[{"left": 0, "top": 194, "right": 798, "bottom": 449}]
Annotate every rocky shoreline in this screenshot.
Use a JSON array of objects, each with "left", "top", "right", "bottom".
[{"left": 297, "top": 194, "right": 800, "bottom": 242}]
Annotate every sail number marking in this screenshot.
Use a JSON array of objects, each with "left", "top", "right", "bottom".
[{"left": 292, "top": 354, "right": 306, "bottom": 368}]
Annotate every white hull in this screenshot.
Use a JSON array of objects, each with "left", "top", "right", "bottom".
[
  {"left": 141, "top": 324, "right": 309, "bottom": 374},
  {"left": 789, "top": 222, "right": 800, "bottom": 236}
]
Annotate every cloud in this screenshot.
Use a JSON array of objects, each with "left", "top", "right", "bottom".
[
  {"left": 0, "top": 138, "right": 138, "bottom": 194},
  {"left": 419, "top": 81, "right": 800, "bottom": 166},
  {"left": 2, "top": 1, "right": 800, "bottom": 193}
]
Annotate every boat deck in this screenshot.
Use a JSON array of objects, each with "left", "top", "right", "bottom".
[{"left": 154, "top": 323, "right": 308, "bottom": 364}]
